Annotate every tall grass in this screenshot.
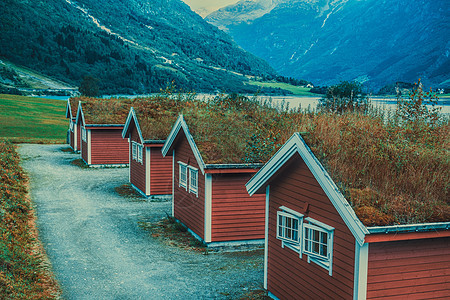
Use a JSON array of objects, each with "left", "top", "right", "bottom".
[
  {"left": 302, "top": 112, "right": 449, "bottom": 225},
  {"left": 0, "top": 140, "right": 60, "bottom": 299},
  {"left": 78, "top": 92, "right": 449, "bottom": 226}
]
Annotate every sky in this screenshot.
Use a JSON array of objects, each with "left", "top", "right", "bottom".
[{"left": 181, "top": 0, "right": 240, "bottom": 17}]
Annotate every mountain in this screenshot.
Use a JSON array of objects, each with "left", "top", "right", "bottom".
[
  {"left": 206, "top": 0, "right": 281, "bottom": 32},
  {"left": 0, "top": 0, "right": 276, "bottom": 94},
  {"left": 206, "top": 0, "right": 450, "bottom": 90}
]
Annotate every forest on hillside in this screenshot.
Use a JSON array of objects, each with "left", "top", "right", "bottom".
[{"left": 0, "top": 0, "right": 276, "bottom": 95}]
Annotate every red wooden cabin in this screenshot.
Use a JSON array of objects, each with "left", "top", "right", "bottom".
[
  {"left": 66, "top": 98, "right": 81, "bottom": 152},
  {"left": 162, "top": 115, "right": 266, "bottom": 247},
  {"left": 76, "top": 100, "right": 130, "bottom": 167},
  {"left": 246, "top": 133, "right": 450, "bottom": 299},
  {"left": 121, "top": 107, "right": 172, "bottom": 198}
]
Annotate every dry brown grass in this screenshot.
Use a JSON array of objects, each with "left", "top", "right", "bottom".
[
  {"left": 302, "top": 112, "right": 449, "bottom": 226},
  {"left": 1, "top": 140, "right": 61, "bottom": 299},
  {"left": 71, "top": 93, "right": 449, "bottom": 226}
]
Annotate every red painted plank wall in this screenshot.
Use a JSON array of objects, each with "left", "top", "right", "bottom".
[
  {"left": 129, "top": 126, "right": 146, "bottom": 195},
  {"left": 367, "top": 237, "right": 450, "bottom": 299},
  {"left": 211, "top": 173, "right": 265, "bottom": 242},
  {"left": 69, "top": 127, "right": 75, "bottom": 150},
  {"left": 76, "top": 123, "right": 81, "bottom": 152},
  {"left": 150, "top": 147, "right": 172, "bottom": 195},
  {"left": 90, "top": 128, "right": 129, "bottom": 165},
  {"left": 81, "top": 136, "right": 88, "bottom": 163},
  {"left": 267, "top": 155, "right": 355, "bottom": 299},
  {"left": 173, "top": 132, "right": 205, "bottom": 240}
]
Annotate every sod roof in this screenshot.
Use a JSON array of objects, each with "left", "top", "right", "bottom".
[
  {"left": 132, "top": 95, "right": 199, "bottom": 141},
  {"left": 71, "top": 95, "right": 449, "bottom": 226},
  {"left": 174, "top": 97, "right": 449, "bottom": 227},
  {"left": 72, "top": 97, "right": 133, "bottom": 125},
  {"left": 68, "top": 97, "right": 79, "bottom": 119}
]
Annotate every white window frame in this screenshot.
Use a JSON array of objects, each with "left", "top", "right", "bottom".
[
  {"left": 69, "top": 121, "right": 74, "bottom": 132},
  {"left": 132, "top": 141, "right": 143, "bottom": 164},
  {"left": 277, "top": 210, "right": 303, "bottom": 254},
  {"left": 81, "top": 127, "right": 87, "bottom": 142},
  {"left": 277, "top": 207, "right": 334, "bottom": 275},
  {"left": 178, "top": 162, "right": 187, "bottom": 189},
  {"left": 303, "top": 217, "right": 334, "bottom": 275},
  {"left": 188, "top": 166, "right": 198, "bottom": 196},
  {"left": 137, "top": 144, "right": 143, "bottom": 164},
  {"left": 132, "top": 142, "right": 137, "bottom": 160}
]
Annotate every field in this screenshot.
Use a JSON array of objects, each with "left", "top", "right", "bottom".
[
  {"left": 247, "top": 80, "right": 317, "bottom": 96},
  {"left": 0, "top": 94, "right": 67, "bottom": 143}
]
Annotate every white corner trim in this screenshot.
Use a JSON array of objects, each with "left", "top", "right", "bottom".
[
  {"left": 73, "top": 123, "right": 78, "bottom": 151},
  {"left": 204, "top": 173, "right": 212, "bottom": 243},
  {"left": 145, "top": 147, "right": 151, "bottom": 196},
  {"left": 87, "top": 129, "right": 91, "bottom": 165},
  {"left": 172, "top": 149, "right": 175, "bottom": 217},
  {"left": 128, "top": 138, "right": 131, "bottom": 182},
  {"left": 353, "top": 242, "right": 369, "bottom": 300},
  {"left": 264, "top": 185, "right": 270, "bottom": 290}
]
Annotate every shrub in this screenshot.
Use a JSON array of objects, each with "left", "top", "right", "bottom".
[{"left": 318, "top": 81, "right": 368, "bottom": 113}]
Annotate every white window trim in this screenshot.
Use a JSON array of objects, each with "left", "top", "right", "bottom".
[
  {"left": 178, "top": 161, "right": 188, "bottom": 189},
  {"left": 188, "top": 166, "right": 198, "bottom": 196},
  {"left": 69, "top": 121, "right": 74, "bottom": 132},
  {"left": 132, "top": 141, "right": 143, "bottom": 164},
  {"left": 137, "top": 144, "right": 143, "bottom": 164},
  {"left": 277, "top": 207, "right": 334, "bottom": 275},
  {"left": 277, "top": 210, "right": 303, "bottom": 254},
  {"left": 81, "top": 127, "right": 87, "bottom": 142},
  {"left": 132, "top": 142, "right": 137, "bottom": 160}
]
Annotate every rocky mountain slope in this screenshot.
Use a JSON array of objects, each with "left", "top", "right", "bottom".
[
  {"left": 207, "top": 0, "right": 450, "bottom": 90},
  {"left": 0, "top": 0, "right": 276, "bottom": 94}
]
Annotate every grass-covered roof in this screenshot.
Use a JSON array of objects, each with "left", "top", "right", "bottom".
[
  {"left": 176, "top": 95, "right": 449, "bottom": 227},
  {"left": 72, "top": 97, "right": 133, "bottom": 125},
  {"left": 70, "top": 93, "right": 449, "bottom": 226},
  {"left": 68, "top": 97, "right": 79, "bottom": 119}
]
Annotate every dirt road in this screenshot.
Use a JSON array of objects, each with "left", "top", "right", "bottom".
[{"left": 19, "top": 144, "right": 263, "bottom": 300}]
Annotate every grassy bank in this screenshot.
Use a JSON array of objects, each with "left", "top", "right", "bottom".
[
  {"left": 247, "top": 81, "right": 317, "bottom": 96},
  {"left": 0, "top": 140, "right": 60, "bottom": 299},
  {"left": 0, "top": 94, "right": 67, "bottom": 143}
]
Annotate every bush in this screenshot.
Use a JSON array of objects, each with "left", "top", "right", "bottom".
[{"left": 318, "top": 81, "right": 368, "bottom": 113}]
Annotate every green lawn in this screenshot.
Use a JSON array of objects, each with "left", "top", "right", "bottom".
[
  {"left": 0, "top": 94, "right": 67, "bottom": 143},
  {"left": 248, "top": 80, "right": 317, "bottom": 96}
]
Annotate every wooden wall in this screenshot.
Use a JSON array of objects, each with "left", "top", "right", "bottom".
[
  {"left": 90, "top": 128, "right": 129, "bottom": 165},
  {"left": 267, "top": 155, "right": 355, "bottom": 299},
  {"left": 173, "top": 132, "right": 205, "bottom": 240},
  {"left": 81, "top": 132, "right": 88, "bottom": 164},
  {"left": 69, "top": 124, "right": 75, "bottom": 150},
  {"left": 149, "top": 147, "right": 172, "bottom": 195},
  {"left": 129, "top": 126, "right": 146, "bottom": 194},
  {"left": 211, "top": 173, "right": 265, "bottom": 242},
  {"left": 367, "top": 237, "right": 450, "bottom": 299}
]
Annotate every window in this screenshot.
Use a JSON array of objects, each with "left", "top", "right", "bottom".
[
  {"left": 179, "top": 162, "right": 187, "bottom": 189},
  {"left": 277, "top": 210, "right": 302, "bottom": 252},
  {"left": 132, "top": 142, "right": 137, "bottom": 160},
  {"left": 303, "top": 218, "right": 334, "bottom": 274},
  {"left": 277, "top": 207, "right": 334, "bottom": 275},
  {"left": 188, "top": 166, "right": 198, "bottom": 196},
  {"left": 137, "top": 144, "right": 143, "bottom": 163},
  {"left": 132, "top": 142, "right": 143, "bottom": 163},
  {"left": 81, "top": 127, "right": 87, "bottom": 142},
  {"left": 69, "top": 122, "right": 74, "bottom": 131}
]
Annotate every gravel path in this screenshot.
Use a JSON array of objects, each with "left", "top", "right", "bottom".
[{"left": 19, "top": 144, "right": 264, "bottom": 300}]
